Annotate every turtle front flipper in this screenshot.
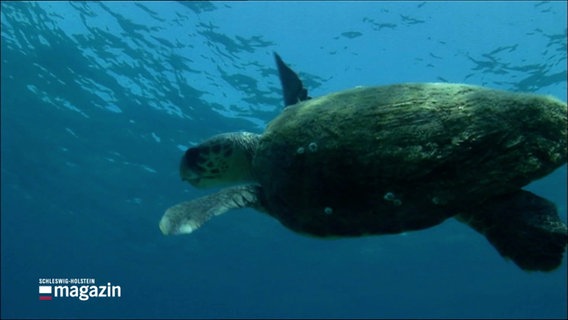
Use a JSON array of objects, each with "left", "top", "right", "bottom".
[
  {"left": 159, "top": 184, "right": 263, "bottom": 235},
  {"left": 457, "top": 190, "right": 568, "bottom": 272}
]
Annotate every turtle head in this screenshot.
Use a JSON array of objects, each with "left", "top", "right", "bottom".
[{"left": 180, "top": 132, "right": 260, "bottom": 188}]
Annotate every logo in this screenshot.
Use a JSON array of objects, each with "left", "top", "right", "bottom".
[
  {"left": 39, "top": 285, "right": 52, "bottom": 301},
  {"left": 38, "top": 278, "right": 121, "bottom": 301}
]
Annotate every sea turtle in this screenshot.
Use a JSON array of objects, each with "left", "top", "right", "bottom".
[{"left": 160, "top": 53, "right": 568, "bottom": 272}]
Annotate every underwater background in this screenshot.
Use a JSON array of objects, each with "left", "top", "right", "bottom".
[{"left": 1, "top": 1, "right": 566, "bottom": 319}]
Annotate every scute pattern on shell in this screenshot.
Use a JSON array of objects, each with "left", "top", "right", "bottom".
[{"left": 252, "top": 83, "right": 567, "bottom": 237}]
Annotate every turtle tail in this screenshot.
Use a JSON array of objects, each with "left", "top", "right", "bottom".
[{"left": 456, "top": 190, "right": 567, "bottom": 272}]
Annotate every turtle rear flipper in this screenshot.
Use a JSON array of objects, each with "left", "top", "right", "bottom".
[
  {"left": 457, "top": 190, "right": 567, "bottom": 272},
  {"left": 274, "top": 52, "right": 310, "bottom": 107},
  {"left": 159, "top": 185, "right": 263, "bottom": 235}
]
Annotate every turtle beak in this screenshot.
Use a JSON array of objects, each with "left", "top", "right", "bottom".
[
  {"left": 181, "top": 172, "right": 200, "bottom": 185},
  {"left": 179, "top": 160, "right": 201, "bottom": 185},
  {"left": 179, "top": 147, "right": 204, "bottom": 185},
  {"left": 178, "top": 146, "right": 224, "bottom": 189}
]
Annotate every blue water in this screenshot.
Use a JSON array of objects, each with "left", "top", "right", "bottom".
[{"left": 1, "top": 1, "right": 567, "bottom": 319}]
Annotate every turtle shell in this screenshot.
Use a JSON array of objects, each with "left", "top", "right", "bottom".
[{"left": 252, "top": 83, "right": 567, "bottom": 237}]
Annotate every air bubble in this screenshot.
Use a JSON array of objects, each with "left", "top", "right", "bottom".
[
  {"left": 384, "top": 192, "right": 402, "bottom": 206},
  {"left": 431, "top": 196, "right": 446, "bottom": 206},
  {"left": 383, "top": 192, "right": 395, "bottom": 201},
  {"left": 308, "top": 142, "right": 318, "bottom": 152}
]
